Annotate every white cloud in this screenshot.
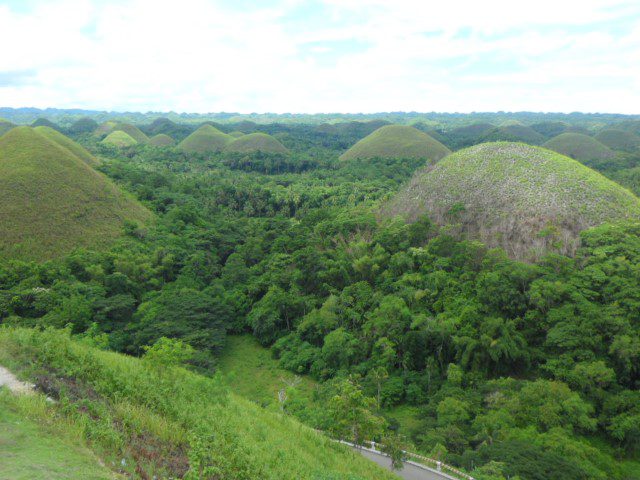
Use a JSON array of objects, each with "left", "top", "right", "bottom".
[{"left": 0, "top": 0, "right": 638, "bottom": 113}]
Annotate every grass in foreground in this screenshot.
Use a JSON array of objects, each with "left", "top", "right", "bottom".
[
  {"left": 0, "top": 391, "right": 119, "bottom": 480},
  {"left": 0, "top": 327, "right": 397, "bottom": 480}
]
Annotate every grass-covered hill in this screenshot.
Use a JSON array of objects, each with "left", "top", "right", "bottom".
[
  {"left": 229, "top": 130, "right": 246, "bottom": 138},
  {"left": 34, "top": 126, "right": 100, "bottom": 167},
  {"left": 595, "top": 129, "right": 640, "bottom": 152},
  {"left": 382, "top": 142, "right": 640, "bottom": 260},
  {"left": 31, "top": 117, "right": 62, "bottom": 131},
  {"left": 0, "top": 327, "right": 396, "bottom": 480},
  {"left": 481, "top": 124, "right": 546, "bottom": 144},
  {"left": 543, "top": 132, "right": 615, "bottom": 162},
  {"left": 0, "top": 118, "right": 16, "bottom": 136},
  {"left": 148, "top": 133, "right": 175, "bottom": 147},
  {"left": 0, "top": 127, "right": 151, "bottom": 260},
  {"left": 177, "top": 124, "right": 232, "bottom": 153},
  {"left": 68, "top": 116, "right": 99, "bottom": 135},
  {"left": 225, "top": 132, "right": 289, "bottom": 154},
  {"left": 94, "top": 121, "right": 118, "bottom": 138},
  {"left": 113, "top": 123, "right": 149, "bottom": 144},
  {"left": 101, "top": 130, "right": 138, "bottom": 147},
  {"left": 340, "top": 125, "right": 451, "bottom": 162}
]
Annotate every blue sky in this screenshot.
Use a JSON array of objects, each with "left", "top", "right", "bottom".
[{"left": 0, "top": 0, "right": 639, "bottom": 113}]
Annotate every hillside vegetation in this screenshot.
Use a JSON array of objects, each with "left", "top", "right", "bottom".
[
  {"left": 340, "top": 125, "right": 451, "bottom": 162},
  {"left": 543, "top": 132, "right": 615, "bottom": 162},
  {"left": 595, "top": 129, "right": 640, "bottom": 152},
  {"left": 383, "top": 142, "right": 640, "bottom": 260},
  {"left": 0, "top": 392, "right": 118, "bottom": 479},
  {"left": 0, "top": 327, "right": 396, "bottom": 480},
  {"left": 225, "top": 132, "right": 289, "bottom": 154},
  {"left": 0, "top": 127, "right": 151, "bottom": 260},
  {"left": 177, "top": 125, "right": 232, "bottom": 153}
]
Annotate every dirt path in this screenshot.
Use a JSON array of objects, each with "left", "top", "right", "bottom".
[{"left": 0, "top": 365, "right": 34, "bottom": 395}]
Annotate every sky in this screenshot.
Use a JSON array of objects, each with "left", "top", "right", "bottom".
[{"left": 0, "top": 0, "right": 639, "bottom": 114}]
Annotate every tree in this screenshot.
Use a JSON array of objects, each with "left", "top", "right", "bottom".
[
  {"left": 328, "top": 377, "right": 386, "bottom": 446},
  {"left": 143, "top": 336, "right": 195, "bottom": 368},
  {"left": 367, "top": 366, "right": 388, "bottom": 410},
  {"left": 380, "top": 433, "right": 407, "bottom": 470}
]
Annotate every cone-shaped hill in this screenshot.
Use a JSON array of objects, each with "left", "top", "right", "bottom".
[
  {"left": 113, "top": 123, "right": 149, "bottom": 143},
  {"left": 228, "top": 131, "right": 245, "bottom": 138},
  {"left": 101, "top": 130, "right": 138, "bottom": 147},
  {"left": 382, "top": 142, "right": 640, "bottom": 261},
  {"left": 31, "top": 117, "right": 62, "bottom": 131},
  {"left": 177, "top": 125, "right": 232, "bottom": 153},
  {"left": 0, "top": 127, "right": 152, "bottom": 260},
  {"left": 148, "top": 133, "right": 175, "bottom": 147},
  {"left": 339, "top": 125, "right": 451, "bottom": 162},
  {"left": 225, "top": 133, "right": 289, "bottom": 154},
  {"left": 34, "top": 126, "right": 99, "bottom": 167},
  {"left": 93, "top": 122, "right": 148, "bottom": 143},
  {"left": 543, "top": 133, "right": 615, "bottom": 162},
  {"left": 595, "top": 129, "right": 640, "bottom": 152}
]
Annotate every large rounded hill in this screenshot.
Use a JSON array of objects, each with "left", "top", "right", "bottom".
[
  {"left": 0, "top": 127, "right": 152, "bottom": 260},
  {"left": 177, "top": 125, "right": 232, "bottom": 153},
  {"left": 382, "top": 142, "right": 640, "bottom": 261},
  {"left": 340, "top": 125, "right": 451, "bottom": 162},
  {"left": 225, "top": 133, "right": 288, "bottom": 154},
  {"left": 543, "top": 133, "right": 614, "bottom": 162}
]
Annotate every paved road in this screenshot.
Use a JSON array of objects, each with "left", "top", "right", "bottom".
[{"left": 354, "top": 447, "right": 456, "bottom": 480}]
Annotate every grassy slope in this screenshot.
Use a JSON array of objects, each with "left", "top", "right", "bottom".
[
  {"left": 218, "top": 335, "right": 419, "bottom": 436},
  {"left": 340, "top": 125, "right": 451, "bottom": 162},
  {"left": 218, "top": 335, "right": 317, "bottom": 407},
  {"left": 225, "top": 132, "right": 289, "bottom": 154},
  {"left": 383, "top": 142, "right": 640, "bottom": 260},
  {"left": 34, "top": 125, "right": 100, "bottom": 166},
  {"left": 177, "top": 125, "right": 232, "bottom": 153},
  {"left": 0, "top": 328, "right": 397, "bottom": 480},
  {"left": 595, "top": 129, "right": 640, "bottom": 152},
  {"left": 148, "top": 133, "right": 175, "bottom": 146},
  {"left": 543, "top": 132, "right": 615, "bottom": 161},
  {"left": 0, "top": 392, "right": 119, "bottom": 480},
  {"left": 0, "top": 127, "right": 152, "bottom": 261},
  {"left": 101, "top": 130, "right": 138, "bottom": 147}
]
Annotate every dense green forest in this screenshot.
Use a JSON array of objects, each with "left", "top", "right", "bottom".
[{"left": 1, "top": 115, "right": 640, "bottom": 480}]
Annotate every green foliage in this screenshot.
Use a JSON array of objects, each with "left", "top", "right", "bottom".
[
  {"left": 0, "top": 327, "right": 396, "bottom": 480},
  {"left": 143, "top": 336, "right": 195, "bottom": 367}
]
